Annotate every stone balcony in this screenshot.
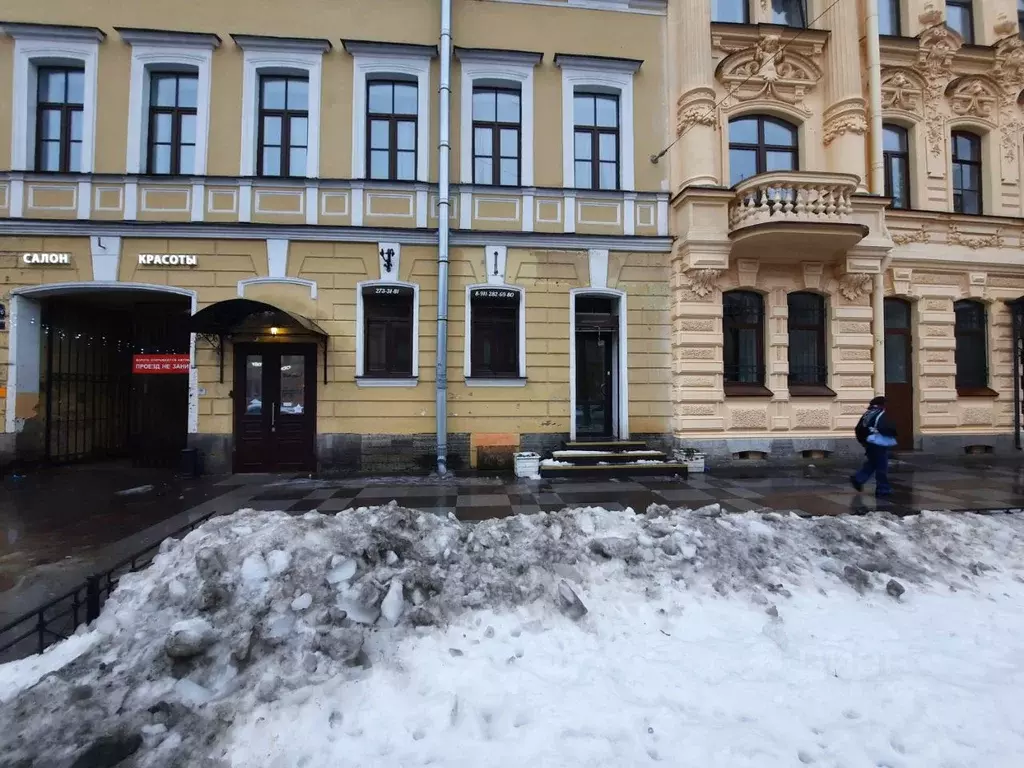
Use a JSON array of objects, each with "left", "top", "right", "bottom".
[{"left": 727, "top": 171, "right": 869, "bottom": 261}]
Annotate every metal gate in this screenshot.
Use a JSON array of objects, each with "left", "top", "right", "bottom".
[{"left": 42, "top": 297, "right": 190, "bottom": 467}]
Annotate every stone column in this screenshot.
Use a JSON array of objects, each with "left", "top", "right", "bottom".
[
  {"left": 670, "top": 0, "right": 718, "bottom": 189},
  {"left": 819, "top": 0, "right": 869, "bottom": 189}
]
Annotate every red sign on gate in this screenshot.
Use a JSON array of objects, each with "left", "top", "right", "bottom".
[{"left": 132, "top": 354, "right": 190, "bottom": 374}]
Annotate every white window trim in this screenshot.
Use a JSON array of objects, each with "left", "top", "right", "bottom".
[
  {"left": 240, "top": 47, "right": 324, "bottom": 178},
  {"left": 557, "top": 58, "right": 639, "bottom": 191},
  {"left": 349, "top": 48, "right": 432, "bottom": 182},
  {"left": 355, "top": 279, "right": 420, "bottom": 385},
  {"left": 568, "top": 288, "right": 629, "bottom": 441},
  {"left": 125, "top": 42, "right": 215, "bottom": 175},
  {"left": 8, "top": 30, "right": 101, "bottom": 172},
  {"left": 457, "top": 50, "right": 539, "bottom": 186},
  {"left": 463, "top": 283, "right": 527, "bottom": 384}
]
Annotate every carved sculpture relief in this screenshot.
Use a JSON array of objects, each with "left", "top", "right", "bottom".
[
  {"left": 714, "top": 32, "right": 823, "bottom": 114},
  {"left": 822, "top": 111, "right": 868, "bottom": 146},
  {"left": 947, "top": 224, "right": 1004, "bottom": 250},
  {"left": 838, "top": 273, "right": 873, "bottom": 301},
  {"left": 945, "top": 77, "right": 999, "bottom": 120},
  {"left": 675, "top": 88, "right": 718, "bottom": 138},
  {"left": 686, "top": 269, "right": 723, "bottom": 298},
  {"left": 880, "top": 69, "right": 925, "bottom": 113},
  {"left": 890, "top": 225, "right": 931, "bottom": 246},
  {"left": 915, "top": 22, "right": 962, "bottom": 158},
  {"left": 991, "top": 36, "right": 1024, "bottom": 166}
]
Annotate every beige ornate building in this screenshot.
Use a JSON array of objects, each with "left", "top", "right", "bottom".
[
  {"left": 0, "top": 0, "right": 1022, "bottom": 475},
  {"left": 668, "top": 0, "right": 1024, "bottom": 461}
]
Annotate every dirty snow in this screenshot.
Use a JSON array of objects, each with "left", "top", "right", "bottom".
[{"left": 1, "top": 504, "right": 1023, "bottom": 767}]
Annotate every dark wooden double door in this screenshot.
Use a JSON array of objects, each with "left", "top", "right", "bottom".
[{"left": 234, "top": 343, "right": 316, "bottom": 472}]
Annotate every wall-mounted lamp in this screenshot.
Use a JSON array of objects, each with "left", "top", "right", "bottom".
[{"left": 270, "top": 326, "right": 281, "bottom": 335}]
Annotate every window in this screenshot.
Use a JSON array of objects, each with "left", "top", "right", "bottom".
[
  {"left": 728, "top": 115, "right": 798, "bottom": 186},
  {"left": 954, "top": 300, "right": 988, "bottom": 393},
  {"left": 946, "top": 1, "right": 974, "bottom": 44},
  {"left": 147, "top": 73, "right": 197, "bottom": 175},
  {"left": 772, "top": 0, "right": 806, "bottom": 27},
  {"left": 257, "top": 76, "right": 308, "bottom": 177},
  {"left": 787, "top": 292, "right": 829, "bottom": 392},
  {"left": 366, "top": 80, "right": 417, "bottom": 181},
  {"left": 879, "top": 0, "right": 902, "bottom": 35},
  {"left": 362, "top": 285, "right": 415, "bottom": 378},
  {"left": 883, "top": 124, "right": 910, "bottom": 209},
  {"left": 1019, "top": 0, "right": 1024, "bottom": 39},
  {"left": 951, "top": 130, "right": 982, "bottom": 214},
  {"left": 712, "top": 0, "right": 749, "bottom": 23},
  {"left": 574, "top": 93, "right": 619, "bottom": 190},
  {"left": 469, "top": 288, "right": 521, "bottom": 378},
  {"left": 473, "top": 87, "right": 521, "bottom": 186},
  {"left": 723, "top": 291, "right": 766, "bottom": 389},
  {"left": 35, "top": 68, "right": 84, "bottom": 172}
]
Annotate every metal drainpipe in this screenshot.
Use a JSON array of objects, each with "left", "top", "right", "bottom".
[
  {"left": 866, "top": 0, "right": 886, "bottom": 397},
  {"left": 435, "top": 0, "right": 453, "bottom": 475}
]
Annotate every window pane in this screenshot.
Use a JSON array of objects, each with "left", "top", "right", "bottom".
[
  {"left": 952, "top": 162, "right": 964, "bottom": 192},
  {"left": 965, "top": 163, "right": 981, "bottom": 192},
  {"left": 69, "top": 110, "right": 82, "bottom": 141},
  {"left": 574, "top": 95, "right": 595, "bottom": 127},
  {"left": 763, "top": 120, "right": 796, "bottom": 146},
  {"left": 766, "top": 150, "right": 796, "bottom": 171},
  {"left": 40, "top": 70, "right": 66, "bottom": 102},
  {"left": 499, "top": 158, "right": 518, "bottom": 186},
  {"left": 40, "top": 109, "right": 61, "bottom": 140},
  {"left": 955, "top": 133, "right": 979, "bottom": 161},
  {"left": 366, "top": 322, "right": 388, "bottom": 374},
  {"left": 180, "top": 113, "right": 196, "bottom": 144},
  {"left": 262, "top": 115, "right": 282, "bottom": 145},
  {"left": 287, "top": 79, "right": 309, "bottom": 110},
  {"left": 729, "top": 117, "right": 758, "bottom": 144},
  {"left": 737, "top": 329, "right": 759, "bottom": 381},
  {"left": 279, "top": 355, "right": 306, "bottom": 414},
  {"left": 178, "top": 75, "right": 198, "bottom": 108},
  {"left": 496, "top": 91, "right": 520, "bottom": 123},
  {"left": 368, "top": 82, "right": 393, "bottom": 114},
  {"left": 598, "top": 132, "right": 617, "bottom": 162},
  {"left": 152, "top": 144, "right": 172, "bottom": 174},
  {"left": 394, "top": 84, "right": 417, "bottom": 115},
  {"left": 878, "top": 0, "right": 900, "bottom": 35},
  {"left": 473, "top": 90, "right": 496, "bottom": 121},
  {"left": 397, "top": 121, "right": 416, "bottom": 151},
  {"left": 39, "top": 141, "right": 60, "bottom": 171},
  {"left": 889, "top": 157, "right": 909, "bottom": 208},
  {"left": 595, "top": 97, "right": 618, "bottom": 128},
  {"left": 884, "top": 300, "right": 910, "bottom": 329},
  {"left": 500, "top": 128, "right": 518, "bottom": 157},
  {"left": 772, "top": 0, "right": 806, "bottom": 26},
  {"left": 474, "top": 157, "right": 493, "bottom": 184},
  {"left": 475, "top": 127, "right": 492, "bottom": 156},
  {"left": 68, "top": 141, "right": 82, "bottom": 173},
  {"left": 289, "top": 147, "right": 306, "bottom": 176},
  {"left": 575, "top": 160, "right": 593, "bottom": 188},
  {"left": 961, "top": 190, "right": 981, "bottom": 215},
  {"left": 574, "top": 131, "right": 592, "bottom": 161},
  {"left": 599, "top": 161, "right": 617, "bottom": 190},
  {"left": 245, "top": 356, "right": 263, "bottom": 414},
  {"left": 884, "top": 334, "right": 909, "bottom": 384},
  {"left": 730, "top": 148, "right": 758, "bottom": 185},
  {"left": 179, "top": 144, "right": 195, "bottom": 175},
  {"left": 153, "top": 76, "right": 177, "bottom": 107},
  {"left": 370, "top": 120, "right": 389, "bottom": 150},
  {"left": 946, "top": 2, "right": 973, "bottom": 42},
  {"left": 883, "top": 125, "right": 907, "bottom": 151},
  {"left": 290, "top": 116, "right": 308, "bottom": 147},
  {"left": 712, "top": 0, "right": 748, "bottom": 23},
  {"left": 396, "top": 150, "right": 416, "bottom": 180},
  {"left": 154, "top": 113, "right": 173, "bottom": 143},
  {"left": 262, "top": 147, "right": 281, "bottom": 176},
  {"left": 66, "top": 70, "right": 84, "bottom": 104},
  {"left": 262, "top": 78, "right": 286, "bottom": 109},
  {"left": 369, "top": 149, "right": 390, "bottom": 179}
]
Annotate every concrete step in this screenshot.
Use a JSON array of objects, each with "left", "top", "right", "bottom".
[
  {"left": 562, "top": 440, "right": 649, "bottom": 452},
  {"left": 551, "top": 449, "right": 668, "bottom": 466},
  {"left": 540, "top": 461, "right": 688, "bottom": 478}
]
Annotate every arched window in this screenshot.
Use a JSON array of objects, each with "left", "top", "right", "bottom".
[
  {"left": 728, "top": 115, "right": 798, "bottom": 186},
  {"left": 883, "top": 124, "right": 910, "bottom": 209},
  {"left": 788, "top": 292, "right": 829, "bottom": 392},
  {"left": 367, "top": 78, "right": 418, "bottom": 181},
  {"left": 954, "top": 300, "right": 989, "bottom": 393},
  {"left": 473, "top": 85, "right": 521, "bottom": 186},
  {"left": 723, "top": 290, "right": 766, "bottom": 389},
  {"left": 952, "top": 130, "right": 982, "bottom": 214}
]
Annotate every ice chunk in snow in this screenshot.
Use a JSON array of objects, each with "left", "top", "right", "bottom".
[
  {"left": 557, "top": 580, "right": 588, "bottom": 620},
  {"left": 326, "top": 558, "right": 358, "bottom": 585},
  {"left": 174, "top": 678, "right": 213, "bottom": 707},
  {"left": 267, "top": 549, "right": 291, "bottom": 575},
  {"left": 290, "top": 593, "right": 313, "bottom": 612},
  {"left": 380, "top": 579, "right": 405, "bottom": 626},
  {"left": 164, "top": 619, "right": 215, "bottom": 658},
  {"left": 241, "top": 553, "right": 269, "bottom": 585}
]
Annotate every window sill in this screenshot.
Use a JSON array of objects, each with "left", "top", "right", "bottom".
[
  {"left": 356, "top": 377, "right": 418, "bottom": 388},
  {"left": 957, "top": 386, "right": 998, "bottom": 398},
  {"left": 788, "top": 384, "right": 837, "bottom": 398},
  {"left": 724, "top": 383, "right": 774, "bottom": 399},
  {"left": 464, "top": 377, "right": 527, "bottom": 387}
]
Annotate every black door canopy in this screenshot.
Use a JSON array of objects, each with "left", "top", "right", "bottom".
[{"left": 187, "top": 298, "right": 327, "bottom": 338}]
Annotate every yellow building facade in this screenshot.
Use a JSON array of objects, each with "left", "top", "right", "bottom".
[{"left": 1, "top": 0, "right": 1023, "bottom": 474}]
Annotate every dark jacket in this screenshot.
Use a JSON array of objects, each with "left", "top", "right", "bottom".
[{"left": 855, "top": 406, "right": 898, "bottom": 446}]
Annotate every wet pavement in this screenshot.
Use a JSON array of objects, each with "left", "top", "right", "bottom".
[{"left": 3, "top": 455, "right": 1024, "bottom": 629}]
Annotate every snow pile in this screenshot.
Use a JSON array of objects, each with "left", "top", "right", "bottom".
[{"left": 1, "top": 504, "right": 1024, "bottom": 767}]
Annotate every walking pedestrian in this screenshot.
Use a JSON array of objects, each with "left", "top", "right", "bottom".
[{"left": 850, "top": 396, "right": 898, "bottom": 497}]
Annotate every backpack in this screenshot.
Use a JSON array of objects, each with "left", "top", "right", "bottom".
[{"left": 855, "top": 409, "right": 883, "bottom": 445}]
